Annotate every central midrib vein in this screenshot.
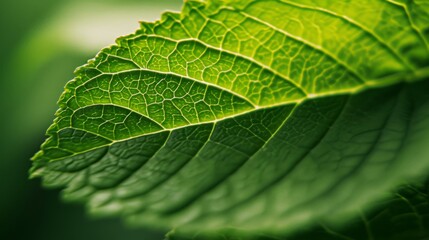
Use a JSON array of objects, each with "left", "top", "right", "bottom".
[{"left": 43, "top": 65, "right": 429, "bottom": 164}]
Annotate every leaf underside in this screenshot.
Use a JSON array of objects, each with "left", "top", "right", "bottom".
[
  {"left": 32, "top": 0, "right": 429, "bottom": 239},
  {"left": 167, "top": 178, "right": 429, "bottom": 240}
]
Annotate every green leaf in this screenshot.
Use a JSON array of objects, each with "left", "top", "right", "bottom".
[{"left": 31, "top": 0, "right": 429, "bottom": 238}]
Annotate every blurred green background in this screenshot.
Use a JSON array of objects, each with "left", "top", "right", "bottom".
[{"left": 0, "top": 0, "right": 181, "bottom": 239}]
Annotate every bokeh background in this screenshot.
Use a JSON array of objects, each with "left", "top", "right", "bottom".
[{"left": 0, "top": 0, "right": 182, "bottom": 239}]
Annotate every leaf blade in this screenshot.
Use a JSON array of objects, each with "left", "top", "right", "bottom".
[{"left": 32, "top": 0, "right": 429, "bottom": 237}]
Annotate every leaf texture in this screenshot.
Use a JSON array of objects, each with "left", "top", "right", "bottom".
[{"left": 32, "top": 0, "right": 429, "bottom": 237}]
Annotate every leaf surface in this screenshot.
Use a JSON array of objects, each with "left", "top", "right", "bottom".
[{"left": 32, "top": 0, "right": 429, "bottom": 237}]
